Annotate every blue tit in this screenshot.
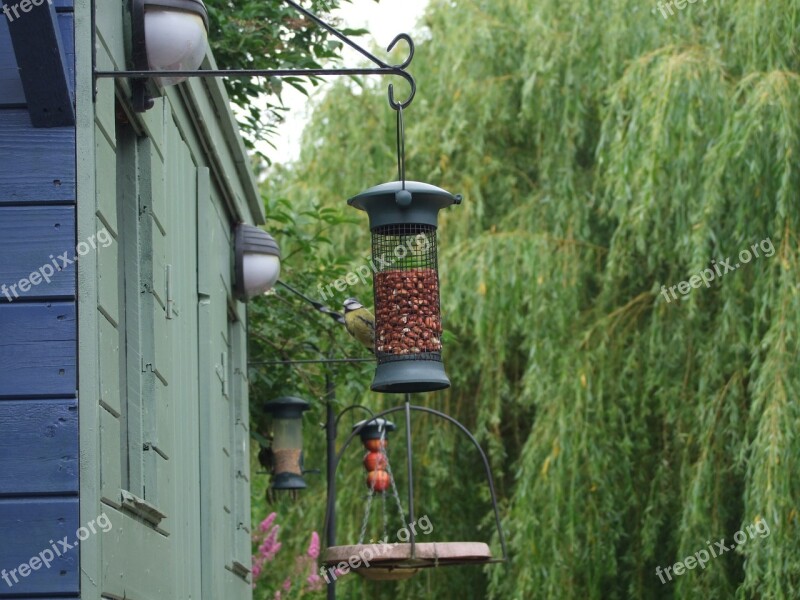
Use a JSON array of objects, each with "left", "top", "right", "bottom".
[{"left": 343, "top": 297, "right": 375, "bottom": 353}]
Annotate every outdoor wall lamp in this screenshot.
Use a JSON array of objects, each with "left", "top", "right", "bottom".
[
  {"left": 234, "top": 224, "right": 282, "bottom": 302},
  {"left": 263, "top": 397, "right": 311, "bottom": 491},
  {"left": 130, "top": 0, "right": 209, "bottom": 111}
]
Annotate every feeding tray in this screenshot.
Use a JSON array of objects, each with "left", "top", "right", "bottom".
[{"left": 322, "top": 542, "right": 491, "bottom": 581}]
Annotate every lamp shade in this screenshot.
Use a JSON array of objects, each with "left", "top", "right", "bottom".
[
  {"left": 143, "top": 0, "right": 209, "bottom": 86},
  {"left": 234, "top": 224, "right": 282, "bottom": 302}
]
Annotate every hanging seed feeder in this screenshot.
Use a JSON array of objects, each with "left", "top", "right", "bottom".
[
  {"left": 354, "top": 418, "right": 397, "bottom": 493},
  {"left": 348, "top": 181, "right": 461, "bottom": 393},
  {"left": 263, "top": 396, "right": 310, "bottom": 491}
]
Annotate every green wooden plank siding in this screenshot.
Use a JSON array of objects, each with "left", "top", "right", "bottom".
[{"left": 76, "top": 1, "right": 262, "bottom": 599}]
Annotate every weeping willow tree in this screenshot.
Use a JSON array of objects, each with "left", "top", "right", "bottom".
[{"left": 251, "top": 0, "right": 800, "bottom": 598}]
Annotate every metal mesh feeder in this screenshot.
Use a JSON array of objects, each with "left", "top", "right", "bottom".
[{"left": 348, "top": 181, "right": 461, "bottom": 394}]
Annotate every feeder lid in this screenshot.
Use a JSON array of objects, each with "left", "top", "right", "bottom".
[
  {"left": 353, "top": 417, "right": 397, "bottom": 440},
  {"left": 264, "top": 396, "right": 311, "bottom": 418},
  {"left": 348, "top": 181, "right": 462, "bottom": 230},
  {"left": 322, "top": 542, "right": 491, "bottom": 580}
]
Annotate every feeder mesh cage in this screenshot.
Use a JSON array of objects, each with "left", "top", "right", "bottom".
[{"left": 372, "top": 223, "right": 442, "bottom": 364}]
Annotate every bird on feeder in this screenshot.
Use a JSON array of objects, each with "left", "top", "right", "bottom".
[{"left": 343, "top": 298, "right": 375, "bottom": 353}]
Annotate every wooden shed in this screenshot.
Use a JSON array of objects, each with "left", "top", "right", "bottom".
[{"left": 0, "top": 1, "right": 262, "bottom": 599}]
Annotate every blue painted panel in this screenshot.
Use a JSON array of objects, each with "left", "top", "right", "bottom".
[
  {"left": 3, "top": 2, "right": 74, "bottom": 126},
  {"left": 0, "top": 18, "right": 24, "bottom": 107},
  {"left": 0, "top": 498, "right": 79, "bottom": 597},
  {"left": 59, "top": 13, "right": 75, "bottom": 95},
  {"left": 0, "top": 207, "right": 75, "bottom": 299},
  {"left": 0, "top": 303, "right": 76, "bottom": 399},
  {"left": 0, "top": 13, "right": 74, "bottom": 109},
  {"left": 0, "top": 399, "right": 78, "bottom": 496},
  {"left": 0, "top": 110, "right": 75, "bottom": 203}
]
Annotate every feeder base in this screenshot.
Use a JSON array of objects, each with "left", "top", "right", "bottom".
[
  {"left": 371, "top": 360, "right": 450, "bottom": 394},
  {"left": 322, "top": 542, "right": 491, "bottom": 581},
  {"left": 271, "top": 472, "right": 307, "bottom": 490}
]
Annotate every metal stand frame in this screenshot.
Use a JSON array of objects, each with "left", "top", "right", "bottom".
[
  {"left": 255, "top": 283, "right": 509, "bottom": 599},
  {"left": 324, "top": 397, "right": 509, "bottom": 566}
]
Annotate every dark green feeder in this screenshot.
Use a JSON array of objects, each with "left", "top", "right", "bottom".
[
  {"left": 348, "top": 181, "right": 461, "bottom": 394},
  {"left": 264, "top": 397, "right": 311, "bottom": 490},
  {"left": 353, "top": 417, "right": 398, "bottom": 442}
]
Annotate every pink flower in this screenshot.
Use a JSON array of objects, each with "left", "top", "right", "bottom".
[
  {"left": 282, "top": 577, "right": 292, "bottom": 591},
  {"left": 259, "top": 525, "right": 281, "bottom": 561},
  {"left": 307, "top": 571, "right": 323, "bottom": 591},
  {"left": 307, "top": 531, "right": 320, "bottom": 559},
  {"left": 260, "top": 512, "right": 277, "bottom": 533}
]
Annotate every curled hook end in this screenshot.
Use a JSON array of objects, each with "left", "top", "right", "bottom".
[
  {"left": 387, "top": 33, "right": 415, "bottom": 69},
  {"left": 388, "top": 79, "right": 416, "bottom": 111},
  {"left": 386, "top": 33, "right": 417, "bottom": 111}
]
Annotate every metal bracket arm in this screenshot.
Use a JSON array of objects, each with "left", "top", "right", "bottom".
[{"left": 93, "top": 0, "right": 417, "bottom": 110}]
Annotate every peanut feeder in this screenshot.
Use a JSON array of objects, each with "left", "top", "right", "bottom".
[{"left": 348, "top": 181, "right": 461, "bottom": 393}]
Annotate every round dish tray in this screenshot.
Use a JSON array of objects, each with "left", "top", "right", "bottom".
[{"left": 321, "top": 542, "right": 492, "bottom": 580}]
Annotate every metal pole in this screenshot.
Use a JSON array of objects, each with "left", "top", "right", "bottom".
[
  {"left": 325, "top": 372, "right": 337, "bottom": 600},
  {"left": 404, "top": 393, "right": 416, "bottom": 559}
]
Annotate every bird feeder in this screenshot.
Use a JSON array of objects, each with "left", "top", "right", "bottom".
[
  {"left": 354, "top": 418, "right": 397, "bottom": 493},
  {"left": 322, "top": 405, "right": 503, "bottom": 582},
  {"left": 348, "top": 181, "right": 461, "bottom": 394},
  {"left": 264, "top": 397, "right": 310, "bottom": 491}
]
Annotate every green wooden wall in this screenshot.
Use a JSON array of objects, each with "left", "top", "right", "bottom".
[{"left": 75, "top": 1, "right": 263, "bottom": 598}]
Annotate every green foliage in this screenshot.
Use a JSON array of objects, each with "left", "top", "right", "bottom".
[
  {"left": 205, "top": 0, "right": 370, "bottom": 159},
  {"left": 252, "top": 0, "right": 800, "bottom": 598}
]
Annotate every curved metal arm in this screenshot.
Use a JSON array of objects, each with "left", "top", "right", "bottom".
[
  {"left": 323, "top": 404, "right": 508, "bottom": 563},
  {"left": 333, "top": 404, "right": 376, "bottom": 430},
  {"left": 92, "top": 0, "right": 418, "bottom": 112}
]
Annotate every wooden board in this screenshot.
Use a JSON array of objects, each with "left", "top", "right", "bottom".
[
  {"left": 0, "top": 110, "right": 75, "bottom": 203},
  {"left": 0, "top": 206, "right": 76, "bottom": 300},
  {"left": 0, "top": 497, "right": 79, "bottom": 596},
  {"left": 3, "top": 2, "right": 73, "bottom": 126},
  {"left": 0, "top": 302, "right": 76, "bottom": 399},
  {"left": 0, "top": 399, "right": 78, "bottom": 495}
]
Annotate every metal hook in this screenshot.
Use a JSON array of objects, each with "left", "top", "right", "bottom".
[{"left": 387, "top": 34, "right": 417, "bottom": 110}]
